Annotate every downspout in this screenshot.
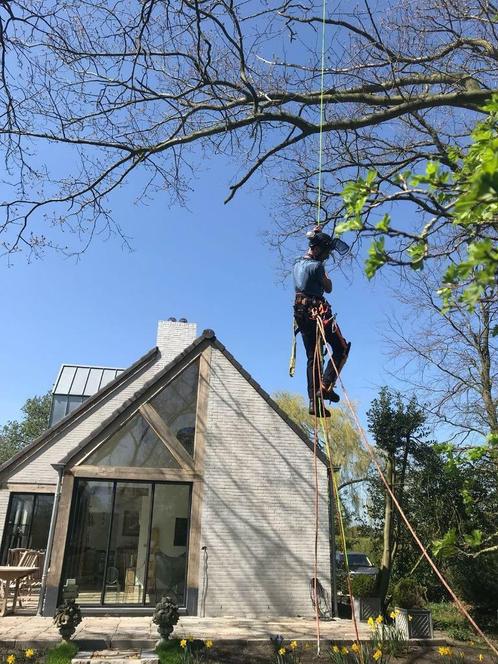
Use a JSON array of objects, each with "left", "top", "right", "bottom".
[
  {"left": 328, "top": 467, "right": 338, "bottom": 618},
  {"left": 37, "top": 462, "right": 64, "bottom": 616}
]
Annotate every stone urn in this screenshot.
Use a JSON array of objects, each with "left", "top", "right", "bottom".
[
  {"left": 54, "top": 599, "right": 82, "bottom": 643},
  {"left": 153, "top": 596, "right": 180, "bottom": 648}
]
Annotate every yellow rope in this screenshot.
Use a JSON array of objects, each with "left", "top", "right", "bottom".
[{"left": 316, "top": 341, "right": 364, "bottom": 660}]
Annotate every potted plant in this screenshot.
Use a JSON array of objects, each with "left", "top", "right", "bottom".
[
  {"left": 53, "top": 599, "right": 82, "bottom": 643},
  {"left": 153, "top": 596, "right": 180, "bottom": 648},
  {"left": 392, "top": 578, "right": 433, "bottom": 639},
  {"left": 350, "top": 574, "right": 381, "bottom": 621}
]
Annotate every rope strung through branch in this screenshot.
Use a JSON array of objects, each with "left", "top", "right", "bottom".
[{"left": 310, "top": 0, "right": 330, "bottom": 652}]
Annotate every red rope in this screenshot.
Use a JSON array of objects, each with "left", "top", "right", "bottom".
[
  {"left": 316, "top": 316, "right": 498, "bottom": 657},
  {"left": 312, "top": 326, "right": 322, "bottom": 653},
  {"left": 315, "top": 337, "right": 364, "bottom": 656}
]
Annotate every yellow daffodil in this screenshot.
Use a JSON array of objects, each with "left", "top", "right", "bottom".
[
  {"left": 180, "top": 639, "right": 187, "bottom": 649},
  {"left": 408, "top": 615, "right": 413, "bottom": 621},
  {"left": 375, "top": 615, "right": 383, "bottom": 624},
  {"left": 438, "top": 647, "right": 452, "bottom": 656},
  {"left": 290, "top": 641, "right": 298, "bottom": 650},
  {"left": 341, "top": 646, "right": 349, "bottom": 654},
  {"left": 478, "top": 655, "right": 484, "bottom": 662},
  {"left": 373, "top": 649, "right": 382, "bottom": 661},
  {"left": 351, "top": 643, "right": 360, "bottom": 653},
  {"left": 6, "top": 655, "right": 15, "bottom": 664},
  {"left": 367, "top": 617, "right": 375, "bottom": 627},
  {"left": 389, "top": 611, "right": 398, "bottom": 619},
  {"left": 25, "top": 650, "right": 34, "bottom": 659},
  {"left": 333, "top": 645, "right": 340, "bottom": 653},
  {"left": 205, "top": 640, "right": 213, "bottom": 649},
  {"left": 278, "top": 647, "right": 286, "bottom": 656}
]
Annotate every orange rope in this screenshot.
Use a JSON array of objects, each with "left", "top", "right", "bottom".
[
  {"left": 311, "top": 325, "right": 322, "bottom": 653},
  {"left": 315, "top": 315, "right": 498, "bottom": 657}
]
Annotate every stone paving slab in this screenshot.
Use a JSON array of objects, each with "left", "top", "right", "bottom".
[
  {"left": 0, "top": 616, "right": 446, "bottom": 649},
  {"left": 73, "top": 650, "right": 158, "bottom": 664}
]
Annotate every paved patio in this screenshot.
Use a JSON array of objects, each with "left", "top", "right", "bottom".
[{"left": 0, "top": 615, "right": 387, "bottom": 649}]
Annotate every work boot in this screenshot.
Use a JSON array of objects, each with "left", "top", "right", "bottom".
[
  {"left": 309, "top": 397, "right": 331, "bottom": 418},
  {"left": 322, "top": 385, "right": 340, "bottom": 403}
]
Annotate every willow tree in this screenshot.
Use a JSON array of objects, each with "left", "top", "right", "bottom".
[{"left": 274, "top": 391, "right": 370, "bottom": 512}]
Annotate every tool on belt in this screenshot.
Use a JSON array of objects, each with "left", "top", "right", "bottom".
[{"left": 289, "top": 293, "right": 337, "bottom": 377}]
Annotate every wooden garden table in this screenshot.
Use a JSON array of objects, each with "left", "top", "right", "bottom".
[{"left": 0, "top": 566, "right": 39, "bottom": 616}]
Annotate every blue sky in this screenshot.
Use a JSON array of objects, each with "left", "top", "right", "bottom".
[{"left": 0, "top": 151, "right": 403, "bottom": 429}]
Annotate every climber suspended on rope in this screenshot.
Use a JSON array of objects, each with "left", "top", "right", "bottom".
[{"left": 291, "top": 227, "right": 351, "bottom": 418}]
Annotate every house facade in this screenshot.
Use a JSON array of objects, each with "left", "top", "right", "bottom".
[{"left": 0, "top": 320, "right": 332, "bottom": 617}]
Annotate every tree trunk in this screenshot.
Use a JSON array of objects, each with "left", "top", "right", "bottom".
[
  {"left": 477, "top": 302, "right": 498, "bottom": 465},
  {"left": 377, "top": 456, "right": 394, "bottom": 608}
]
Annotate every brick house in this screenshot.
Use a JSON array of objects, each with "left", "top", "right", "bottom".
[{"left": 0, "top": 320, "right": 332, "bottom": 617}]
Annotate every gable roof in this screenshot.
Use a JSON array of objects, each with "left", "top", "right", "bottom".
[
  {"left": 1, "top": 330, "right": 328, "bottom": 477},
  {"left": 0, "top": 347, "right": 159, "bottom": 478}
]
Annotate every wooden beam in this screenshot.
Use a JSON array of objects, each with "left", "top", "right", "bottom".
[
  {"left": 186, "top": 347, "right": 212, "bottom": 614},
  {"left": 43, "top": 473, "right": 74, "bottom": 615},
  {"left": 72, "top": 465, "right": 200, "bottom": 481},
  {"left": 139, "top": 403, "right": 196, "bottom": 471},
  {"left": 2, "top": 483, "right": 56, "bottom": 493}
]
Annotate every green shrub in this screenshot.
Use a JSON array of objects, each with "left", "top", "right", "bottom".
[
  {"left": 429, "top": 602, "right": 473, "bottom": 642},
  {"left": 392, "top": 578, "right": 425, "bottom": 609},
  {"left": 46, "top": 642, "right": 78, "bottom": 664},
  {"left": 350, "top": 574, "right": 377, "bottom": 598}
]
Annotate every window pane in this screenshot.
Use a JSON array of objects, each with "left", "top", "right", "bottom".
[
  {"left": 62, "top": 480, "right": 113, "bottom": 604},
  {"left": 150, "top": 361, "right": 199, "bottom": 456},
  {"left": 66, "top": 395, "right": 86, "bottom": 417},
  {"left": 147, "top": 484, "right": 191, "bottom": 606},
  {"left": 0, "top": 494, "right": 34, "bottom": 562},
  {"left": 50, "top": 395, "right": 68, "bottom": 427},
  {"left": 104, "top": 483, "right": 152, "bottom": 605},
  {"left": 85, "top": 415, "right": 180, "bottom": 468},
  {"left": 30, "top": 495, "right": 54, "bottom": 550}
]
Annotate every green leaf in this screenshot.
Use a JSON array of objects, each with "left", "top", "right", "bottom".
[
  {"left": 463, "top": 530, "right": 482, "bottom": 548},
  {"left": 407, "top": 241, "right": 427, "bottom": 270},
  {"left": 364, "top": 238, "right": 387, "bottom": 279},
  {"left": 486, "top": 432, "right": 498, "bottom": 447},
  {"left": 433, "top": 528, "right": 457, "bottom": 558},
  {"left": 375, "top": 213, "right": 390, "bottom": 232}
]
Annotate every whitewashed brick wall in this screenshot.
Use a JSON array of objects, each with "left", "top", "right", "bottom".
[
  {"left": 198, "top": 348, "right": 331, "bottom": 617},
  {"left": 156, "top": 321, "right": 197, "bottom": 366}
]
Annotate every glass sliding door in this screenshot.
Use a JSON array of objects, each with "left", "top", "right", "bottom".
[
  {"left": 103, "top": 483, "right": 152, "bottom": 605},
  {"left": 63, "top": 480, "right": 114, "bottom": 603},
  {"left": 148, "top": 484, "right": 190, "bottom": 605},
  {"left": 61, "top": 479, "right": 192, "bottom": 607}
]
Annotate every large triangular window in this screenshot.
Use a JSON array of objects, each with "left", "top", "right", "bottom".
[
  {"left": 149, "top": 360, "right": 199, "bottom": 456},
  {"left": 85, "top": 414, "right": 180, "bottom": 468}
]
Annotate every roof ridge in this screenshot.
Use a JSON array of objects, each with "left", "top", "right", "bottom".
[{"left": 0, "top": 346, "right": 159, "bottom": 477}]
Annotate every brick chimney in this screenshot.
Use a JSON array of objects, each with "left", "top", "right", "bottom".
[{"left": 156, "top": 318, "right": 198, "bottom": 366}]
